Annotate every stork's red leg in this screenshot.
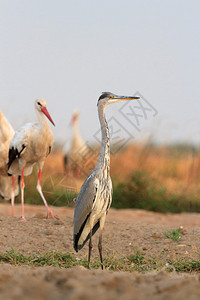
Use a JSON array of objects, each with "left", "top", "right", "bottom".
[
  {"left": 36, "top": 169, "right": 58, "bottom": 219},
  {"left": 19, "top": 168, "right": 27, "bottom": 222}
]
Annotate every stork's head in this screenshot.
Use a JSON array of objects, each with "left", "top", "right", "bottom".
[
  {"left": 97, "top": 92, "right": 140, "bottom": 106},
  {"left": 35, "top": 99, "right": 55, "bottom": 126},
  {"left": 70, "top": 110, "right": 80, "bottom": 125}
]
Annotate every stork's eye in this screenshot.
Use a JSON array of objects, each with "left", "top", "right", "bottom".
[{"left": 37, "top": 102, "right": 42, "bottom": 106}]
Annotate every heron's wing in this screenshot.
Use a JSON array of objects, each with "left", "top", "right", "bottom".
[
  {"left": 106, "top": 177, "right": 113, "bottom": 214},
  {"left": 73, "top": 174, "right": 99, "bottom": 236}
]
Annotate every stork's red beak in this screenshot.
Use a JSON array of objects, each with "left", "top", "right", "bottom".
[
  {"left": 41, "top": 107, "right": 55, "bottom": 126},
  {"left": 70, "top": 114, "right": 78, "bottom": 126}
]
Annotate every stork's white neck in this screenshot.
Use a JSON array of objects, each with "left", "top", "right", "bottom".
[
  {"left": 36, "top": 109, "right": 50, "bottom": 128},
  {"left": 73, "top": 118, "right": 80, "bottom": 140},
  {"left": 96, "top": 102, "right": 110, "bottom": 170}
]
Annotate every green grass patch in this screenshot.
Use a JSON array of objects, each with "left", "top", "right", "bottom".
[
  {"left": 1, "top": 249, "right": 200, "bottom": 273},
  {"left": 0, "top": 248, "right": 76, "bottom": 268},
  {"left": 165, "top": 228, "right": 183, "bottom": 242},
  {"left": 112, "top": 171, "right": 200, "bottom": 213}
]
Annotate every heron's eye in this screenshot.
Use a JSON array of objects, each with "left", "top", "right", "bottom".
[{"left": 37, "top": 102, "right": 42, "bottom": 106}]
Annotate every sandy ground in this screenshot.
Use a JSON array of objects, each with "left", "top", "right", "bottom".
[{"left": 0, "top": 204, "right": 200, "bottom": 299}]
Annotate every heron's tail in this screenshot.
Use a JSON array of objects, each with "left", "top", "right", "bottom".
[{"left": 73, "top": 220, "right": 100, "bottom": 252}]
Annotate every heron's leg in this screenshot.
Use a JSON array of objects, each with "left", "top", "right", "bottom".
[
  {"left": 11, "top": 176, "right": 15, "bottom": 217},
  {"left": 98, "top": 231, "right": 103, "bottom": 270},
  {"left": 36, "top": 169, "right": 58, "bottom": 219},
  {"left": 19, "top": 168, "right": 27, "bottom": 222},
  {"left": 98, "top": 213, "right": 106, "bottom": 270},
  {"left": 88, "top": 214, "right": 94, "bottom": 269},
  {"left": 88, "top": 229, "right": 93, "bottom": 269}
]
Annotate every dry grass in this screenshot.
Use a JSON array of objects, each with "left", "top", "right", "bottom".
[
  {"left": 111, "top": 143, "right": 200, "bottom": 195},
  {"left": 45, "top": 143, "right": 200, "bottom": 198},
  {"left": 3, "top": 143, "right": 200, "bottom": 211}
]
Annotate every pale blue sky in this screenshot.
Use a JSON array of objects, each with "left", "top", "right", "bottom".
[{"left": 0, "top": 0, "right": 200, "bottom": 145}]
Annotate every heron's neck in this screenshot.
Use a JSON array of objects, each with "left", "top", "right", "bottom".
[{"left": 96, "top": 103, "right": 110, "bottom": 170}]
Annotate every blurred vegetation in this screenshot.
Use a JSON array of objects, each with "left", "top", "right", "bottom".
[
  {"left": 0, "top": 168, "right": 77, "bottom": 208},
  {"left": 2, "top": 143, "right": 200, "bottom": 214},
  {"left": 112, "top": 170, "right": 200, "bottom": 213},
  {"left": 110, "top": 142, "right": 200, "bottom": 213}
]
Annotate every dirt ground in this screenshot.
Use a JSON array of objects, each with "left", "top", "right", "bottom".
[{"left": 0, "top": 203, "right": 200, "bottom": 299}]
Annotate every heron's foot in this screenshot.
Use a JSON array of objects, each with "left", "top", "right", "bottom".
[
  {"left": 46, "top": 209, "right": 59, "bottom": 220},
  {"left": 19, "top": 216, "right": 27, "bottom": 222}
]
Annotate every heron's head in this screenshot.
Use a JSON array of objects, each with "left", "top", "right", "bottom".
[
  {"left": 97, "top": 92, "right": 140, "bottom": 106},
  {"left": 35, "top": 99, "right": 55, "bottom": 126}
]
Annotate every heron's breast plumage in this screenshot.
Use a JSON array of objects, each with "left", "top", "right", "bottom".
[{"left": 92, "top": 172, "right": 112, "bottom": 219}]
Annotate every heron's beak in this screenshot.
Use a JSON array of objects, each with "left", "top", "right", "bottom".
[
  {"left": 115, "top": 95, "right": 140, "bottom": 101},
  {"left": 41, "top": 107, "right": 55, "bottom": 126}
]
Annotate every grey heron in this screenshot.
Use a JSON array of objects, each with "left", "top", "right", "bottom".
[
  {"left": 73, "top": 92, "right": 140, "bottom": 269},
  {"left": 7, "top": 99, "right": 57, "bottom": 221}
]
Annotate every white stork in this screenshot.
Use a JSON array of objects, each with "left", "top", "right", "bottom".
[
  {"left": 63, "top": 111, "right": 88, "bottom": 177},
  {"left": 8, "top": 99, "right": 57, "bottom": 221},
  {"left": 0, "top": 110, "right": 19, "bottom": 215}
]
